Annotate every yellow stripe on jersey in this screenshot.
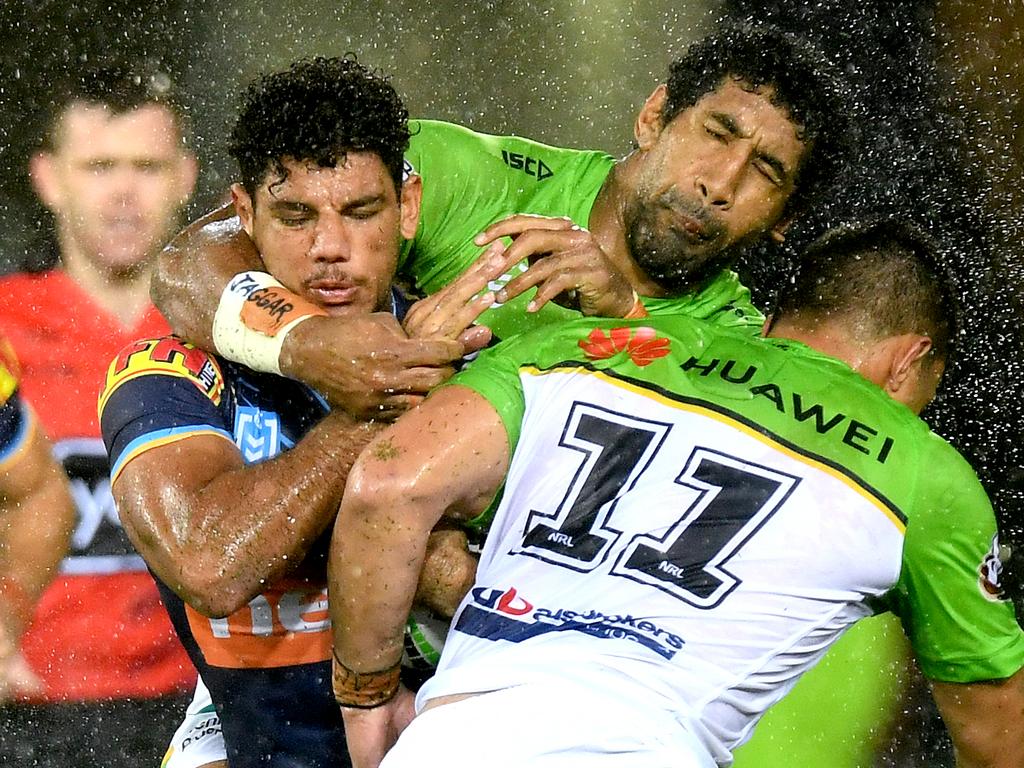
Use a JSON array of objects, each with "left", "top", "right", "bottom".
[
  {"left": 98, "top": 337, "right": 225, "bottom": 418},
  {"left": 0, "top": 338, "right": 21, "bottom": 405},
  {"left": 520, "top": 365, "right": 906, "bottom": 533},
  {"left": 110, "top": 427, "right": 236, "bottom": 486}
]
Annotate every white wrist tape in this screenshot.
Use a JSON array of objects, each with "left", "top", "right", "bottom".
[{"left": 212, "top": 271, "right": 323, "bottom": 375}]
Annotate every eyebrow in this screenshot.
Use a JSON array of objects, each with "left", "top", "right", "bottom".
[
  {"left": 266, "top": 193, "right": 387, "bottom": 212},
  {"left": 709, "top": 111, "right": 790, "bottom": 182}
]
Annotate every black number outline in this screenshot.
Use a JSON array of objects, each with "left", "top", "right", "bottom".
[
  {"left": 513, "top": 401, "right": 672, "bottom": 573},
  {"left": 611, "top": 447, "right": 799, "bottom": 608}
]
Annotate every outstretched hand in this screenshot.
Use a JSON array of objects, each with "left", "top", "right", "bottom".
[
  {"left": 474, "top": 214, "right": 637, "bottom": 317},
  {"left": 403, "top": 242, "right": 508, "bottom": 353}
]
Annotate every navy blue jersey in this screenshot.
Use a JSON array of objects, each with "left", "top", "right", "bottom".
[
  {"left": 99, "top": 335, "right": 343, "bottom": 767},
  {"left": 99, "top": 288, "right": 411, "bottom": 766}
]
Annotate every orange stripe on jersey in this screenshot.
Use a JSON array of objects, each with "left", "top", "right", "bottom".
[{"left": 186, "top": 581, "right": 331, "bottom": 669}]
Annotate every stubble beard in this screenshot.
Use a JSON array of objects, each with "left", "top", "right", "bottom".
[{"left": 623, "top": 194, "right": 734, "bottom": 296}]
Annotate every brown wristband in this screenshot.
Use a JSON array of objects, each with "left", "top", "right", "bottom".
[
  {"left": 623, "top": 290, "right": 648, "bottom": 319},
  {"left": 332, "top": 650, "right": 401, "bottom": 709}
]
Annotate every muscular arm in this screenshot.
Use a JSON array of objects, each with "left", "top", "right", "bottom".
[
  {"left": 329, "top": 385, "right": 508, "bottom": 768},
  {"left": 0, "top": 421, "right": 74, "bottom": 639},
  {"left": 931, "top": 669, "right": 1024, "bottom": 767},
  {"left": 152, "top": 204, "right": 261, "bottom": 350},
  {"left": 112, "top": 410, "right": 382, "bottom": 618},
  {"left": 0, "top": 417, "right": 74, "bottom": 699}
]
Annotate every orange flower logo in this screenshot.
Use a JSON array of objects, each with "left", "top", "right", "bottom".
[{"left": 579, "top": 326, "right": 671, "bottom": 367}]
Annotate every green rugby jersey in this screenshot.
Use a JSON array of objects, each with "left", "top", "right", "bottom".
[
  {"left": 400, "top": 120, "right": 762, "bottom": 340},
  {"left": 445, "top": 315, "right": 1024, "bottom": 688}
]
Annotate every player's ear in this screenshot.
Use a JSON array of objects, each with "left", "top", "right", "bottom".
[
  {"left": 29, "top": 152, "right": 63, "bottom": 212},
  {"left": 769, "top": 215, "right": 793, "bottom": 244},
  {"left": 230, "top": 183, "right": 255, "bottom": 236},
  {"left": 635, "top": 84, "right": 669, "bottom": 151},
  {"left": 883, "top": 333, "right": 936, "bottom": 412},
  {"left": 399, "top": 173, "right": 422, "bottom": 241}
]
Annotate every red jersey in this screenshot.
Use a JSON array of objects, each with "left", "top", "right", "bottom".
[{"left": 0, "top": 269, "right": 195, "bottom": 701}]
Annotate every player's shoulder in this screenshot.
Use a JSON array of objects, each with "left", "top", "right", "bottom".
[
  {"left": 0, "top": 269, "right": 67, "bottom": 321},
  {"left": 0, "top": 337, "right": 20, "bottom": 402},
  {"left": 99, "top": 336, "right": 226, "bottom": 414}
]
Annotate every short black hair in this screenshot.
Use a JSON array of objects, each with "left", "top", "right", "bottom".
[
  {"left": 42, "top": 61, "right": 187, "bottom": 150},
  {"left": 774, "top": 219, "right": 956, "bottom": 362},
  {"left": 229, "top": 56, "right": 410, "bottom": 197},
  {"left": 663, "top": 23, "right": 853, "bottom": 220}
]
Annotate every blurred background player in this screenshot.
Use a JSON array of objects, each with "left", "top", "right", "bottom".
[
  {"left": 99, "top": 57, "right": 480, "bottom": 768},
  {"left": 330, "top": 220, "right": 1024, "bottom": 768},
  {"left": 0, "top": 337, "right": 75, "bottom": 701},
  {"left": 0, "top": 63, "right": 198, "bottom": 765}
]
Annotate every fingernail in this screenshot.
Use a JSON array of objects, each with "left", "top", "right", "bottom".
[
  {"left": 473, "top": 232, "right": 486, "bottom": 245},
  {"left": 527, "top": 300, "right": 537, "bottom": 312}
]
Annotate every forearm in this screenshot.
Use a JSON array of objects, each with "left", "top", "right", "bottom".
[
  {"left": 0, "top": 472, "right": 74, "bottom": 637},
  {"left": 0, "top": 428, "right": 75, "bottom": 637},
  {"left": 330, "top": 492, "right": 430, "bottom": 674},
  {"left": 151, "top": 204, "right": 264, "bottom": 349},
  {"left": 175, "top": 414, "right": 382, "bottom": 617}
]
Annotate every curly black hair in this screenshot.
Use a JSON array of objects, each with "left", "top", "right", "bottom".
[
  {"left": 663, "top": 23, "right": 854, "bottom": 221},
  {"left": 774, "top": 218, "right": 956, "bottom": 363},
  {"left": 229, "top": 56, "right": 409, "bottom": 197}
]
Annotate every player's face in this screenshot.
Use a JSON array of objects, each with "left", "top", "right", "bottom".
[
  {"left": 31, "top": 103, "right": 196, "bottom": 276},
  {"left": 627, "top": 78, "right": 806, "bottom": 292},
  {"left": 233, "top": 153, "right": 419, "bottom": 316}
]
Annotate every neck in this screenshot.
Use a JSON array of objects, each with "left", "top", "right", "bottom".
[
  {"left": 60, "top": 242, "right": 154, "bottom": 328},
  {"left": 588, "top": 152, "right": 669, "bottom": 298},
  {"left": 767, "top": 317, "right": 879, "bottom": 384}
]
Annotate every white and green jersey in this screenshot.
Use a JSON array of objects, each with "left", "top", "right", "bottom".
[
  {"left": 401, "top": 120, "right": 762, "bottom": 341},
  {"left": 421, "top": 316, "right": 1024, "bottom": 765}
]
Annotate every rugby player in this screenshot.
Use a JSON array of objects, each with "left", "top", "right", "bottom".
[
  {"left": 330, "top": 220, "right": 1024, "bottom": 768},
  {"left": 99, "top": 58, "right": 481, "bottom": 768}
]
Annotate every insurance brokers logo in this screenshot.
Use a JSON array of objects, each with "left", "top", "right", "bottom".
[{"left": 455, "top": 585, "right": 685, "bottom": 660}]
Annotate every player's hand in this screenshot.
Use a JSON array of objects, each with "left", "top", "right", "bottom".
[
  {"left": 279, "top": 313, "right": 465, "bottom": 421},
  {"left": 416, "top": 528, "right": 478, "bottom": 618},
  {"left": 474, "top": 214, "right": 636, "bottom": 317},
  {"left": 403, "top": 242, "right": 506, "bottom": 354},
  {"left": 341, "top": 685, "right": 416, "bottom": 768}
]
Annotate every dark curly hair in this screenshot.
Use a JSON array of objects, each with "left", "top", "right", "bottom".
[
  {"left": 229, "top": 56, "right": 410, "bottom": 197},
  {"left": 663, "top": 23, "right": 853, "bottom": 220},
  {"left": 774, "top": 219, "right": 956, "bottom": 363}
]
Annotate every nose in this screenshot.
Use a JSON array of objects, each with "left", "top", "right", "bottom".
[
  {"left": 108, "top": 166, "right": 142, "bottom": 206},
  {"left": 308, "top": 215, "right": 349, "bottom": 263},
  {"left": 696, "top": 145, "right": 749, "bottom": 210}
]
